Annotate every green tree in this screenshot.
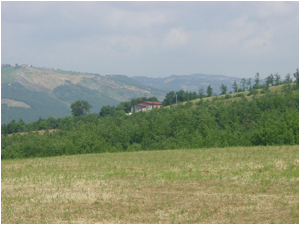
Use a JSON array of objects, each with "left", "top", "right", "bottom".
[
  {"left": 254, "top": 72, "right": 260, "bottom": 89},
  {"left": 247, "top": 78, "right": 252, "bottom": 90},
  {"left": 274, "top": 73, "right": 281, "bottom": 85},
  {"left": 220, "top": 84, "right": 227, "bottom": 95},
  {"left": 240, "top": 78, "right": 247, "bottom": 91},
  {"left": 70, "top": 100, "right": 92, "bottom": 116},
  {"left": 206, "top": 85, "right": 213, "bottom": 97},
  {"left": 192, "top": 91, "right": 198, "bottom": 100},
  {"left": 17, "top": 119, "right": 26, "bottom": 132},
  {"left": 284, "top": 73, "right": 293, "bottom": 83},
  {"left": 176, "top": 90, "right": 185, "bottom": 102},
  {"left": 293, "top": 68, "right": 299, "bottom": 89},
  {"left": 116, "top": 101, "right": 131, "bottom": 113},
  {"left": 232, "top": 81, "right": 238, "bottom": 93},
  {"left": 147, "top": 97, "right": 159, "bottom": 102},
  {"left": 198, "top": 87, "right": 205, "bottom": 99},
  {"left": 45, "top": 117, "right": 58, "bottom": 129},
  {"left": 163, "top": 91, "right": 176, "bottom": 106},
  {"left": 265, "top": 74, "right": 274, "bottom": 87},
  {"left": 99, "top": 105, "right": 117, "bottom": 117}
]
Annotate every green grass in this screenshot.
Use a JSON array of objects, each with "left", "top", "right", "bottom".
[
  {"left": 179, "top": 83, "right": 296, "bottom": 105},
  {"left": 1, "top": 145, "right": 298, "bottom": 223},
  {"left": 1, "top": 67, "right": 21, "bottom": 83}
]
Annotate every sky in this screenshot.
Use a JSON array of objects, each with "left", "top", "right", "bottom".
[{"left": 1, "top": 1, "right": 299, "bottom": 79}]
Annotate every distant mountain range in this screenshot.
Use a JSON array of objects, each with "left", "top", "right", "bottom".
[
  {"left": 2, "top": 65, "right": 241, "bottom": 123},
  {"left": 132, "top": 73, "right": 241, "bottom": 93}
]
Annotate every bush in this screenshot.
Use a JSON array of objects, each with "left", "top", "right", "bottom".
[{"left": 225, "top": 94, "right": 231, "bottom": 99}]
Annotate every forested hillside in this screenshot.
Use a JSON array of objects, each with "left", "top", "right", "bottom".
[
  {"left": 2, "top": 85, "right": 298, "bottom": 159},
  {"left": 1, "top": 65, "right": 166, "bottom": 123},
  {"left": 1, "top": 83, "right": 71, "bottom": 123}
]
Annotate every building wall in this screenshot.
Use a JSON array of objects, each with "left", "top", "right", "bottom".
[{"left": 133, "top": 102, "right": 162, "bottom": 113}]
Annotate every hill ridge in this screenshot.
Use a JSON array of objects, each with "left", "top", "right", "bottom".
[
  {"left": 132, "top": 73, "right": 241, "bottom": 93},
  {"left": 1, "top": 66, "right": 166, "bottom": 123}
]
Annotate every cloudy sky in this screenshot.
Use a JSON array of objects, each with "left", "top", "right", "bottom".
[{"left": 1, "top": 1, "right": 299, "bottom": 79}]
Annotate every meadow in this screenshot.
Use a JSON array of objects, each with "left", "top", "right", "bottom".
[{"left": 1, "top": 145, "right": 299, "bottom": 223}]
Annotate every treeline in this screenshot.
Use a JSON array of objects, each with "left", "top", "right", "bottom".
[
  {"left": 1, "top": 87, "right": 298, "bottom": 159},
  {"left": 1, "top": 96, "right": 159, "bottom": 134},
  {"left": 100, "top": 96, "right": 159, "bottom": 116},
  {"left": 163, "top": 69, "right": 299, "bottom": 106},
  {"left": 1, "top": 63, "right": 22, "bottom": 69}
]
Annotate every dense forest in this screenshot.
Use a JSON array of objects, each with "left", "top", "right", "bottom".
[
  {"left": 2, "top": 69, "right": 299, "bottom": 159},
  {"left": 1, "top": 85, "right": 298, "bottom": 159}
]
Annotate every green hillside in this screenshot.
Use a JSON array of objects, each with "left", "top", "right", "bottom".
[
  {"left": 53, "top": 84, "right": 120, "bottom": 114},
  {"left": 1, "top": 66, "right": 166, "bottom": 123},
  {"left": 79, "top": 76, "right": 165, "bottom": 102},
  {"left": 1, "top": 66, "right": 21, "bottom": 83},
  {"left": 1, "top": 83, "right": 71, "bottom": 123},
  {"left": 184, "top": 83, "right": 296, "bottom": 104},
  {"left": 2, "top": 86, "right": 298, "bottom": 159},
  {"left": 108, "top": 74, "right": 148, "bottom": 87}
]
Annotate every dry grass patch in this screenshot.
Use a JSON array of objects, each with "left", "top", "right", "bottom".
[
  {"left": 23, "top": 67, "right": 95, "bottom": 90},
  {"left": 1, "top": 99, "right": 31, "bottom": 108},
  {"left": 7, "top": 129, "right": 58, "bottom": 137},
  {"left": 2, "top": 146, "right": 299, "bottom": 223}
]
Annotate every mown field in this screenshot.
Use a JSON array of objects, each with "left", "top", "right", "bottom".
[{"left": 1, "top": 146, "right": 299, "bottom": 224}]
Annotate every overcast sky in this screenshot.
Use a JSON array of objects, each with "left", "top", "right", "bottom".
[{"left": 1, "top": 1, "right": 299, "bottom": 79}]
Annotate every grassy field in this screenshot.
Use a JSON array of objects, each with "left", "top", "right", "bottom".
[{"left": 1, "top": 146, "right": 299, "bottom": 223}]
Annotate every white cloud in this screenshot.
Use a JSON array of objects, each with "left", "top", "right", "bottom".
[
  {"left": 107, "top": 8, "right": 175, "bottom": 31},
  {"left": 255, "top": 1, "right": 296, "bottom": 18},
  {"left": 1, "top": 1, "right": 298, "bottom": 78},
  {"left": 162, "top": 28, "right": 188, "bottom": 48}
]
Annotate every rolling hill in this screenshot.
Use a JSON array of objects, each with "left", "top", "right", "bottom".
[
  {"left": 1, "top": 66, "right": 166, "bottom": 123},
  {"left": 132, "top": 73, "right": 242, "bottom": 93},
  {"left": 1, "top": 65, "right": 261, "bottom": 124}
]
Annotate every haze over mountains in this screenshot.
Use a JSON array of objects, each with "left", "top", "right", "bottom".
[
  {"left": 133, "top": 73, "right": 240, "bottom": 93},
  {"left": 2, "top": 64, "right": 240, "bottom": 123}
]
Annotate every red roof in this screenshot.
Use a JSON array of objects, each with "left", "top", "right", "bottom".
[{"left": 137, "top": 101, "right": 162, "bottom": 106}]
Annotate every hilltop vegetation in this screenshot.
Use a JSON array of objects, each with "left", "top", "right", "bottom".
[{"left": 2, "top": 84, "right": 298, "bottom": 159}]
